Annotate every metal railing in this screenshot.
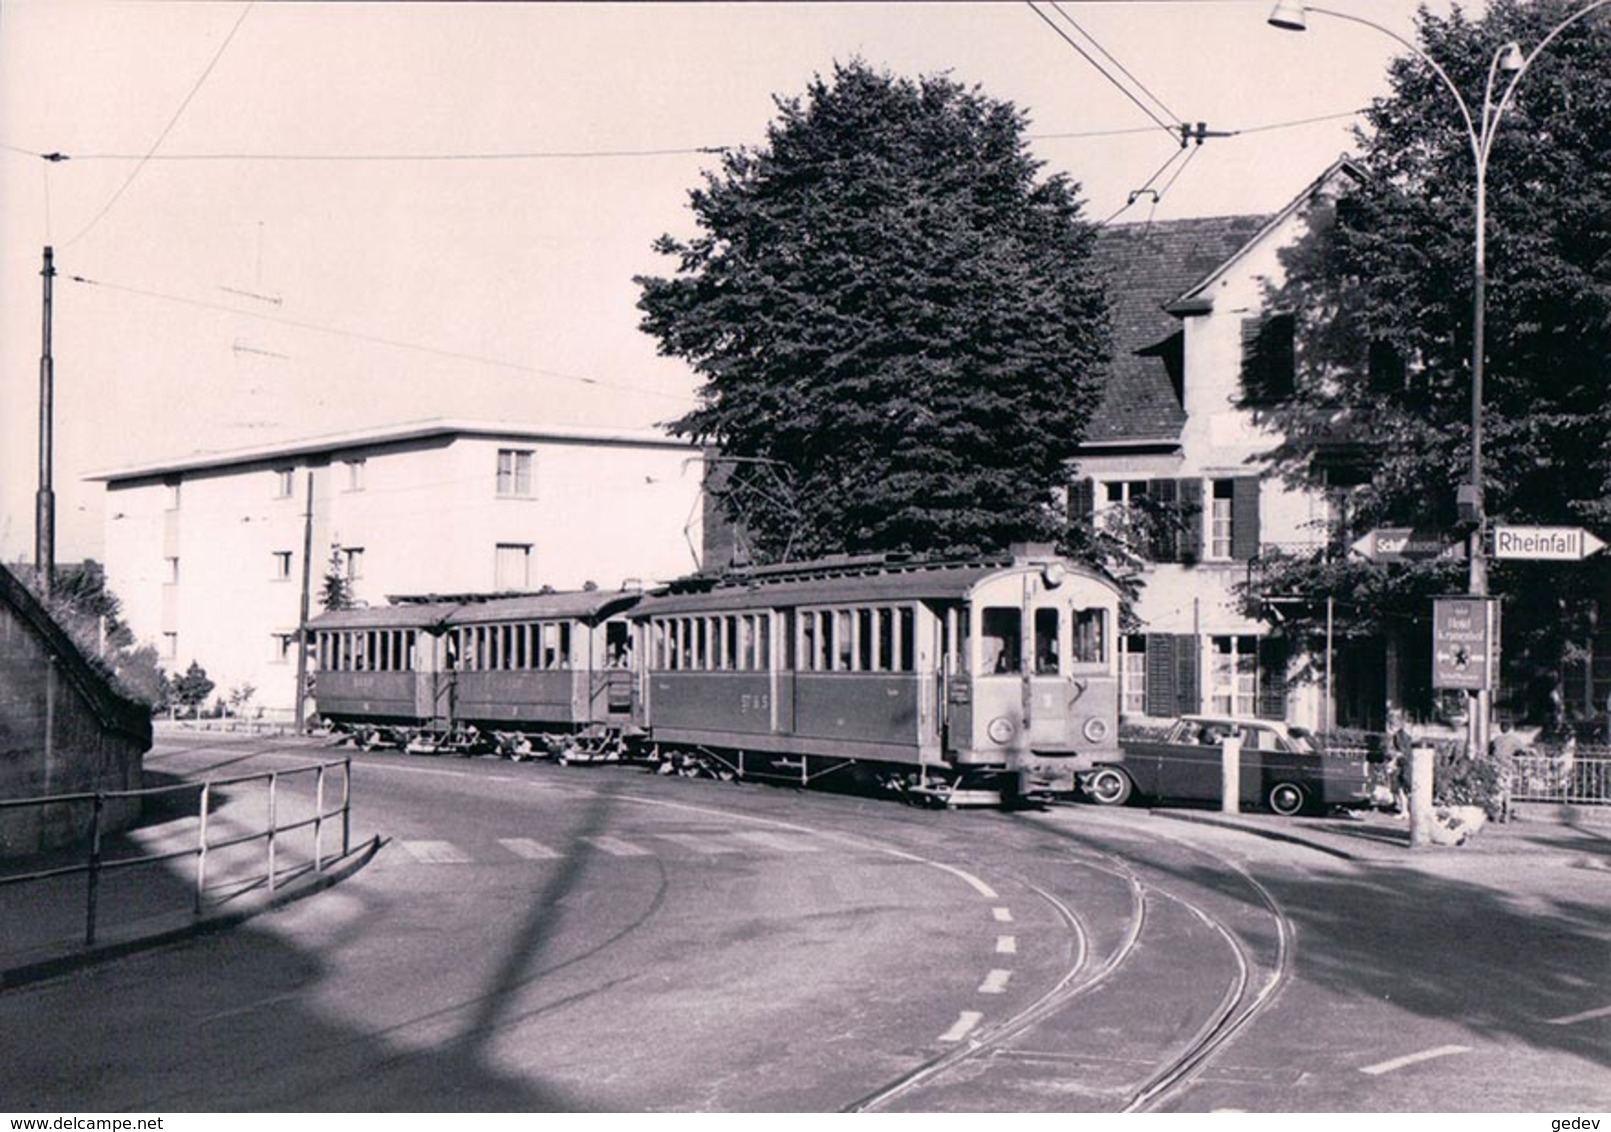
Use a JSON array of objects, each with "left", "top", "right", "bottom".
[
  {"left": 1510, "top": 748, "right": 1611, "bottom": 805},
  {"left": 0, "top": 758, "right": 352, "bottom": 948}
]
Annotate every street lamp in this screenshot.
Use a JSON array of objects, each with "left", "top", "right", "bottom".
[{"left": 1268, "top": 0, "right": 1611, "bottom": 763}]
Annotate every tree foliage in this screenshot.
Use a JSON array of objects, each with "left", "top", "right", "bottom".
[
  {"left": 1249, "top": 0, "right": 1611, "bottom": 713},
  {"left": 320, "top": 543, "right": 355, "bottom": 612},
  {"left": 637, "top": 60, "right": 1111, "bottom": 560},
  {"left": 171, "top": 660, "right": 215, "bottom": 716}
]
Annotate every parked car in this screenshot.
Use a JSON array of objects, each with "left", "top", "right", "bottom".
[{"left": 1087, "top": 714, "right": 1374, "bottom": 816}]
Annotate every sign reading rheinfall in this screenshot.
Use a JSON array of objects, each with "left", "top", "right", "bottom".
[
  {"left": 1433, "top": 596, "right": 1499, "bottom": 691},
  {"left": 1492, "top": 525, "right": 1607, "bottom": 561}
]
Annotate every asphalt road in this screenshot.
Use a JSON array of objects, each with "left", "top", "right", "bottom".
[{"left": 2, "top": 732, "right": 1607, "bottom": 1112}]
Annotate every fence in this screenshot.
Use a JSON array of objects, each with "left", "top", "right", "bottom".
[
  {"left": 1510, "top": 747, "right": 1611, "bottom": 805},
  {"left": 0, "top": 758, "right": 352, "bottom": 949}
]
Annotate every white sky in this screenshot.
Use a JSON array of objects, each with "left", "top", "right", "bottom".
[{"left": 0, "top": 0, "right": 1463, "bottom": 564}]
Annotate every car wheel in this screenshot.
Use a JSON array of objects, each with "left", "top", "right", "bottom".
[
  {"left": 1268, "top": 781, "right": 1307, "bottom": 816},
  {"left": 1086, "top": 766, "right": 1133, "bottom": 807}
]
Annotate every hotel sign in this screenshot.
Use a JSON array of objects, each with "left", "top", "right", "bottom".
[
  {"left": 1491, "top": 525, "right": 1607, "bottom": 561},
  {"left": 1432, "top": 596, "right": 1499, "bottom": 691}
]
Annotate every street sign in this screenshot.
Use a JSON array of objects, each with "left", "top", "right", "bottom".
[
  {"left": 1351, "top": 527, "right": 1466, "bottom": 564},
  {"left": 1491, "top": 525, "right": 1607, "bottom": 561},
  {"left": 1433, "top": 596, "right": 1499, "bottom": 691}
]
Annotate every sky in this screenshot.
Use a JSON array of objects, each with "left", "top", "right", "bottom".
[{"left": 0, "top": 0, "right": 1469, "bottom": 566}]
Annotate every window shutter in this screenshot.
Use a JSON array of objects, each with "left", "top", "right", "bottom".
[
  {"left": 1257, "top": 636, "right": 1289, "bottom": 721},
  {"left": 1177, "top": 479, "right": 1203, "bottom": 565},
  {"left": 1144, "top": 633, "right": 1176, "bottom": 717},
  {"left": 1175, "top": 633, "right": 1201, "bottom": 716},
  {"left": 1231, "top": 476, "right": 1261, "bottom": 562},
  {"left": 1069, "top": 478, "right": 1096, "bottom": 524},
  {"left": 1242, "top": 314, "right": 1295, "bottom": 403},
  {"left": 1149, "top": 479, "right": 1179, "bottom": 562}
]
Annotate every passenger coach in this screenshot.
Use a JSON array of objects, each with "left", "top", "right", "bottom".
[{"left": 629, "top": 546, "right": 1123, "bottom": 803}]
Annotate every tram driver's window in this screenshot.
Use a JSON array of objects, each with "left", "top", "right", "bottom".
[
  {"left": 1073, "top": 608, "right": 1108, "bottom": 664},
  {"left": 981, "top": 607, "right": 1022, "bottom": 674},
  {"left": 1034, "top": 608, "right": 1060, "bottom": 674}
]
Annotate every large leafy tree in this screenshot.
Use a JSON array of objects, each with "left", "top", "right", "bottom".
[
  {"left": 636, "top": 60, "right": 1111, "bottom": 561},
  {"left": 1249, "top": 0, "right": 1611, "bottom": 719}
]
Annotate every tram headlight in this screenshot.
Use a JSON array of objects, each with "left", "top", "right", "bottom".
[
  {"left": 1083, "top": 716, "right": 1111, "bottom": 743},
  {"left": 987, "top": 716, "right": 1017, "bottom": 744},
  {"left": 1041, "top": 562, "right": 1066, "bottom": 588}
]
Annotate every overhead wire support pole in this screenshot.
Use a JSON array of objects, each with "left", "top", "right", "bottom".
[{"left": 37, "top": 246, "right": 56, "bottom": 601}]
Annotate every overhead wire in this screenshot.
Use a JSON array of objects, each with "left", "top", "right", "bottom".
[
  {"left": 1023, "top": 1, "right": 1181, "bottom": 140},
  {"left": 61, "top": 3, "right": 254, "bottom": 249},
  {"left": 1049, "top": 0, "right": 1182, "bottom": 127},
  {"left": 64, "top": 272, "right": 697, "bottom": 405}
]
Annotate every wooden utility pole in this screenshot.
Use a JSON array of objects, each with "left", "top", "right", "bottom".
[
  {"left": 36, "top": 246, "right": 56, "bottom": 600},
  {"left": 294, "top": 470, "right": 315, "bottom": 732}
]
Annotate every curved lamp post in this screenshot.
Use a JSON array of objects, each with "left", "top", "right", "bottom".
[{"left": 1268, "top": 0, "right": 1611, "bottom": 764}]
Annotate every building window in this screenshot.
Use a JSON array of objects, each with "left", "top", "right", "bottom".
[
  {"left": 1098, "top": 480, "right": 1150, "bottom": 534},
  {"left": 1120, "top": 635, "right": 1147, "bottom": 716},
  {"left": 161, "top": 632, "right": 178, "bottom": 660},
  {"left": 164, "top": 479, "right": 181, "bottom": 510},
  {"left": 495, "top": 543, "right": 531, "bottom": 591},
  {"left": 1241, "top": 312, "right": 1297, "bottom": 404},
  {"left": 1209, "top": 479, "right": 1235, "bottom": 560},
  {"left": 271, "top": 632, "right": 298, "bottom": 665},
  {"left": 343, "top": 547, "right": 364, "bottom": 581},
  {"left": 274, "top": 468, "right": 295, "bottom": 498},
  {"left": 272, "top": 551, "right": 293, "bottom": 580},
  {"left": 496, "top": 449, "right": 533, "bottom": 497},
  {"left": 343, "top": 459, "right": 366, "bottom": 492},
  {"left": 1209, "top": 635, "right": 1259, "bottom": 717},
  {"left": 163, "top": 557, "right": 180, "bottom": 585}
]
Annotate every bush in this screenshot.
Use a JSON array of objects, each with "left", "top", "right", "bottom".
[{"left": 1433, "top": 747, "right": 1505, "bottom": 820}]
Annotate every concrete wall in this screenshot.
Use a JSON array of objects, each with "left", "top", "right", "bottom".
[{"left": 0, "top": 564, "right": 150, "bottom": 857}]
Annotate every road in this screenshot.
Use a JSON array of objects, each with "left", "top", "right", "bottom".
[{"left": 2, "top": 732, "right": 1608, "bottom": 1112}]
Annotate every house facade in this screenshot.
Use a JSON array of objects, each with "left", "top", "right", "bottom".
[
  {"left": 90, "top": 419, "right": 706, "bottom": 720},
  {"left": 1077, "top": 164, "right": 1367, "bottom": 732}
]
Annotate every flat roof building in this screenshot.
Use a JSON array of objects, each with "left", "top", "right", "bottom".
[{"left": 89, "top": 418, "right": 705, "bottom": 720}]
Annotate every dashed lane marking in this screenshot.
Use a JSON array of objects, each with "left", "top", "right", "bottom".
[
  {"left": 996, "top": 935, "right": 1018, "bottom": 955},
  {"left": 939, "top": 1011, "right": 984, "bottom": 1043},
  {"left": 580, "top": 836, "right": 653, "bottom": 857},
  {"left": 1359, "top": 1045, "right": 1471, "bottom": 1076},
  {"left": 993, "top": 906, "right": 1014, "bottom": 923},
  {"left": 978, "top": 969, "right": 1012, "bottom": 995},
  {"left": 498, "top": 838, "right": 562, "bottom": 860},
  {"left": 1546, "top": 1004, "right": 1611, "bottom": 1025},
  {"left": 398, "top": 840, "right": 471, "bottom": 864}
]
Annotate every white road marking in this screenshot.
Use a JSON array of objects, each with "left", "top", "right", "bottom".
[
  {"left": 655, "top": 832, "right": 744, "bottom": 855},
  {"left": 992, "top": 906, "right": 1014, "bottom": 923},
  {"left": 996, "top": 935, "right": 1018, "bottom": 955},
  {"left": 978, "top": 969, "right": 1012, "bottom": 995},
  {"left": 731, "top": 830, "right": 822, "bottom": 853},
  {"left": 1546, "top": 1004, "right": 1611, "bottom": 1025},
  {"left": 1359, "top": 1045, "right": 1471, "bottom": 1076},
  {"left": 581, "top": 835, "right": 652, "bottom": 857},
  {"left": 927, "top": 863, "right": 998, "bottom": 899},
  {"left": 938, "top": 1011, "right": 984, "bottom": 1043},
  {"left": 498, "top": 838, "right": 562, "bottom": 860},
  {"left": 398, "top": 840, "right": 471, "bottom": 864}
]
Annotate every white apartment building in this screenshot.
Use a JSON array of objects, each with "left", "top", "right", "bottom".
[
  {"left": 90, "top": 419, "right": 706, "bottom": 719},
  {"left": 1078, "top": 161, "right": 1366, "bottom": 731}
]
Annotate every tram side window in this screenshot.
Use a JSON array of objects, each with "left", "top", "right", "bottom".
[
  {"left": 981, "top": 608, "right": 1022, "bottom": 674},
  {"left": 835, "top": 610, "right": 853, "bottom": 671},
  {"left": 900, "top": 608, "right": 915, "bottom": 672},
  {"left": 1035, "top": 608, "right": 1061, "bottom": 675},
  {"left": 1073, "top": 608, "right": 1108, "bottom": 665},
  {"left": 797, "top": 612, "right": 814, "bottom": 670},
  {"left": 758, "top": 613, "right": 772, "bottom": 670}
]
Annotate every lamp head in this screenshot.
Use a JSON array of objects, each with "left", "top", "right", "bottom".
[
  {"left": 1268, "top": 1, "right": 1308, "bottom": 30},
  {"left": 1498, "top": 41, "right": 1524, "bottom": 73}
]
